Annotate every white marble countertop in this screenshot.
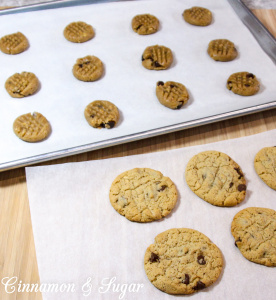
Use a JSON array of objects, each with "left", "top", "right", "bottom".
[{"left": 0, "top": 0, "right": 276, "bottom": 9}]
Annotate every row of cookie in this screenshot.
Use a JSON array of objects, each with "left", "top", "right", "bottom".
[{"left": 144, "top": 204, "right": 275, "bottom": 296}]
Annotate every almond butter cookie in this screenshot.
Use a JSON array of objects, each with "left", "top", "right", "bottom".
[
  {"left": 73, "top": 55, "right": 104, "bottom": 81},
  {"left": 208, "top": 39, "right": 238, "bottom": 62},
  {"left": 185, "top": 150, "right": 246, "bottom": 206},
  {"left": 132, "top": 14, "right": 159, "bottom": 35},
  {"left": 231, "top": 207, "right": 276, "bottom": 267},
  {"left": 144, "top": 228, "right": 223, "bottom": 294},
  {"left": 109, "top": 168, "right": 178, "bottom": 222},
  {"left": 142, "top": 45, "right": 173, "bottom": 70},
  {"left": 0, "top": 32, "right": 29, "bottom": 54},
  {"left": 183, "top": 7, "right": 212, "bottom": 26},
  {"left": 64, "top": 21, "right": 95, "bottom": 43},
  {"left": 227, "top": 72, "right": 260, "bottom": 96}
]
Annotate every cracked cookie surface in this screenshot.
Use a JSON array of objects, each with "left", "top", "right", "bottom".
[
  {"left": 227, "top": 72, "right": 260, "bottom": 96},
  {"left": 132, "top": 14, "right": 159, "bottom": 35},
  {"left": 5, "top": 72, "right": 39, "bottom": 98},
  {"left": 84, "top": 100, "right": 119, "bottom": 129},
  {"left": 183, "top": 7, "right": 212, "bottom": 26},
  {"left": 109, "top": 168, "right": 177, "bottom": 222},
  {"left": 142, "top": 45, "right": 173, "bottom": 70},
  {"left": 144, "top": 228, "right": 223, "bottom": 294},
  {"left": 208, "top": 39, "right": 238, "bottom": 62},
  {"left": 231, "top": 207, "right": 276, "bottom": 267},
  {"left": 185, "top": 150, "right": 246, "bottom": 206},
  {"left": 156, "top": 81, "right": 189, "bottom": 109},
  {"left": 254, "top": 147, "right": 276, "bottom": 190},
  {"left": 64, "top": 21, "right": 95, "bottom": 43},
  {"left": 73, "top": 55, "right": 103, "bottom": 81},
  {"left": 0, "top": 32, "right": 29, "bottom": 54}
]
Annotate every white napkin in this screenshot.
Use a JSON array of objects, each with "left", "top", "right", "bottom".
[{"left": 26, "top": 129, "right": 276, "bottom": 300}]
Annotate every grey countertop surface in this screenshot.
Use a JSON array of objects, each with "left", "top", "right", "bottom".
[{"left": 0, "top": 0, "right": 276, "bottom": 9}]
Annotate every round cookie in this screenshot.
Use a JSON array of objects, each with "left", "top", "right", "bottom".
[
  {"left": 13, "top": 112, "right": 51, "bottom": 142},
  {"left": 84, "top": 100, "right": 119, "bottom": 129},
  {"left": 5, "top": 72, "right": 40, "bottom": 98},
  {"left": 109, "top": 168, "right": 177, "bottom": 222},
  {"left": 185, "top": 150, "right": 246, "bottom": 207},
  {"left": 208, "top": 39, "right": 238, "bottom": 62},
  {"left": 254, "top": 147, "right": 276, "bottom": 190},
  {"left": 63, "top": 21, "right": 95, "bottom": 43},
  {"left": 132, "top": 14, "right": 159, "bottom": 35},
  {"left": 144, "top": 228, "right": 223, "bottom": 294},
  {"left": 0, "top": 32, "right": 29, "bottom": 55},
  {"left": 156, "top": 81, "right": 189, "bottom": 109},
  {"left": 142, "top": 45, "right": 173, "bottom": 70},
  {"left": 227, "top": 72, "right": 260, "bottom": 96},
  {"left": 231, "top": 207, "right": 276, "bottom": 267},
  {"left": 73, "top": 55, "right": 104, "bottom": 81},
  {"left": 183, "top": 7, "right": 212, "bottom": 26}
]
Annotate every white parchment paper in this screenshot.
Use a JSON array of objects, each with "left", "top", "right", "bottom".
[
  {"left": 26, "top": 129, "right": 276, "bottom": 300},
  {"left": 0, "top": 0, "right": 276, "bottom": 166}
]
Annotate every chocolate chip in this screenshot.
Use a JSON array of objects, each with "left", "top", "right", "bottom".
[
  {"left": 234, "top": 167, "right": 243, "bottom": 179},
  {"left": 150, "top": 253, "right": 159, "bottom": 263},
  {"left": 90, "top": 115, "right": 95, "bottom": 118},
  {"left": 245, "top": 84, "right": 250, "bottom": 87},
  {"left": 99, "top": 123, "right": 106, "bottom": 128},
  {"left": 141, "top": 55, "right": 145, "bottom": 61},
  {"left": 229, "top": 182, "right": 234, "bottom": 188},
  {"left": 157, "top": 81, "right": 164, "bottom": 86},
  {"left": 246, "top": 73, "right": 254, "bottom": 79},
  {"left": 197, "top": 255, "right": 206, "bottom": 265},
  {"left": 176, "top": 102, "right": 183, "bottom": 109},
  {"left": 182, "top": 274, "right": 190, "bottom": 285},
  {"left": 106, "top": 121, "right": 115, "bottom": 129},
  {"left": 235, "top": 237, "right": 242, "bottom": 247},
  {"left": 158, "top": 185, "right": 167, "bottom": 192},
  {"left": 237, "top": 184, "right": 246, "bottom": 192},
  {"left": 170, "top": 84, "right": 175, "bottom": 88},
  {"left": 136, "top": 24, "right": 142, "bottom": 30},
  {"left": 154, "top": 61, "right": 162, "bottom": 67},
  {"left": 78, "top": 64, "right": 83, "bottom": 68},
  {"left": 192, "top": 281, "right": 206, "bottom": 290}
]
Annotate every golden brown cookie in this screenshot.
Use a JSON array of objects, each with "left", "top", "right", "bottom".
[
  {"left": 185, "top": 150, "right": 247, "bottom": 207},
  {"left": 5, "top": 72, "right": 40, "bottom": 98},
  {"left": 109, "top": 168, "right": 178, "bottom": 222},
  {"left": 73, "top": 55, "right": 104, "bottom": 81},
  {"left": 254, "top": 147, "right": 276, "bottom": 190},
  {"left": 84, "top": 100, "right": 119, "bottom": 129},
  {"left": 13, "top": 112, "right": 51, "bottom": 142},
  {"left": 227, "top": 72, "right": 260, "bottom": 96},
  {"left": 0, "top": 32, "right": 29, "bottom": 55},
  {"left": 142, "top": 45, "right": 173, "bottom": 70},
  {"left": 132, "top": 14, "right": 159, "bottom": 35},
  {"left": 144, "top": 228, "right": 223, "bottom": 294},
  {"left": 231, "top": 207, "right": 276, "bottom": 267},
  {"left": 183, "top": 7, "right": 212, "bottom": 26},
  {"left": 63, "top": 21, "right": 95, "bottom": 43},
  {"left": 208, "top": 39, "right": 238, "bottom": 62},
  {"left": 156, "top": 81, "right": 189, "bottom": 109}
]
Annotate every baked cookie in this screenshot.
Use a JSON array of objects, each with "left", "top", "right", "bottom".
[
  {"left": 183, "top": 7, "right": 212, "bottom": 26},
  {"left": 185, "top": 150, "right": 246, "bottom": 207},
  {"left": 144, "top": 228, "right": 223, "bottom": 294},
  {"left": 63, "top": 21, "right": 95, "bottom": 43},
  {"left": 84, "top": 100, "right": 119, "bottom": 129},
  {"left": 142, "top": 45, "right": 173, "bottom": 70},
  {"left": 0, "top": 32, "right": 29, "bottom": 54},
  {"left": 5, "top": 72, "right": 39, "bottom": 98},
  {"left": 254, "top": 147, "right": 276, "bottom": 190},
  {"left": 156, "top": 81, "right": 189, "bottom": 109},
  {"left": 109, "top": 168, "right": 177, "bottom": 222},
  {"left": 231, "top": 207, "right": 276, "bottom": 267},
  {"left": 132, "top": 14, "right": 159, "bottom": 35},
  {"left": 208, "top": 39, "right": 238, "bottom": 62},
  {"left": 73, "top": 55, "right": 104, "bottom": 81},
  {"left": 13, "top": 112, "right": 51, "bottom": 142},
  {"left": 227, "top": 72, "right": 260, "bottom": 96}
]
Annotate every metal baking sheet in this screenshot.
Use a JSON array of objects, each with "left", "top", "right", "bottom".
[{"left": 0, "top": 0, "right": 275, "bottom": 172}]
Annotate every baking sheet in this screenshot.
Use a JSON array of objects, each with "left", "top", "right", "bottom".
[
  {"left": 26, "top": 129, "right": 276, "bottom": 300},
  {"left": 1, "top": 0, "right": 276, "bottom": 171}
]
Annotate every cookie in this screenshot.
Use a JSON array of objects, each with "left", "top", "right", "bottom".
[
  {"left": 231, "top": 207, "right": 276, "bottom": 267},
  {"left": 144, "top": 228, "right": 223, "bottom": 294},
  {"left": 0, "top": 32, "right": 29, "bottom": 55},
  {"left": 5, "top": 72, "right": 39, "bottom": 98},
  {"left": 208, "top": 39, "right": 238, "bottom": 62},
  {"left": 156, "top": 81, "right": 189, "bottom": 109},
  {"left": 132, "top": 14, "right": 159, "bottom": 35},
  {"left": 63, "top": 21, "right": 95, "bottom": 43},
  {"left": 109, "top": 168, "right": 178, "bottom": 222},
  {"left": 84, "top": 100, "right": 119, "bottom": 129},
  {"left": 183, "top": 7, "right": 212, "bottom": 26},
  {"left": 73, "top": 55, "right": 104, "bottom": 81},
  {"left": 254, "top": 147, "right": 276, "bottom": 190},
  {"left": 13, "top": 112, "right": 51, "bottom": 142},
  {"left": 185, "top": 150, "right": 246, "bottom": 207},
  {"left": 142, "top": 45, "right": 173, "bottom": 70},
  {"left": 227, "top": 72, "right": 260, "bottom": 96}
]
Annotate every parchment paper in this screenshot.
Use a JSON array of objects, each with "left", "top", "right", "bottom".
[
  {"left": 26, "top": 129, "right": 276, "bottom": 300},
  {"left": 0, "top": 0, "right": 276, "bottom": 166}
]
